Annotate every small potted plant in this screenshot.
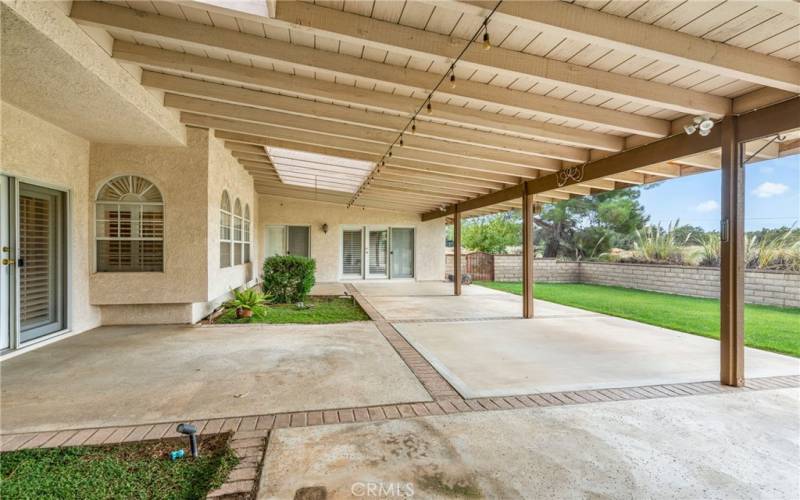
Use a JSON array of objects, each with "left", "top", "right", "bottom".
[{"left": 226, "top": 289, "right": 269, "bottom": 319}]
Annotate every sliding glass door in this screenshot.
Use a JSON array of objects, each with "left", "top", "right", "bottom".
[
  {"left": 265, "top": 225, "right": 310, "bottom": 258},
  {"left": 18, "top": 183, "right": 66, "bottom": 343},
  {"left": 366, "top": 228, "right": 388, "bottom": 279},
  {"left": 340, "top": 227, "right": 414, "bottom": 280},
  {"left": 390, "top": 228, "right": 414, "bottom": 278},
  {"left": 0, "top": 177, "right": 67, "bottom": 350},
  {"left": 0, "top": 176, "right": 10, "bottom": 351}
]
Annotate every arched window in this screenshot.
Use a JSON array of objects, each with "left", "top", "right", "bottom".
[
  {"left": 220, "top": 191, "right": 232, "bottom": 268},
  {"left": 233, "top": 198, "right": 243, "bottom": 266},
  {"left": 96, "top": 175, "right": 163, "bottom": 272},
  {"left": 244, "top": 204, "right": 251, "bottom": 263}
]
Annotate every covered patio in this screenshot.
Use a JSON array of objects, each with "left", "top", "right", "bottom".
[{"left": 355, "top": 281, "right": 799, "bottom": 397}]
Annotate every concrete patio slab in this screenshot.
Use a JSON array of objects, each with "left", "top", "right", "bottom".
[
  {"left": 355, "top": 282, "right": 596, "bottom": 321},
  {"left": 0, "top": 323, "right": 430, "bottom": 433},
  {"left": 259, "top": 388, "right": 800, "bottom": 499},
  {"left": 395, "top": 316, "right": 800, "bottom": 397}
]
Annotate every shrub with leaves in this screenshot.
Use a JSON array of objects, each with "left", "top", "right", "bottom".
[
  {"left": 262, "top": 255, "right": 316, "bottom": 303},
  {"left": 225, "top": 288, "right": 269, "bottom": 315}
]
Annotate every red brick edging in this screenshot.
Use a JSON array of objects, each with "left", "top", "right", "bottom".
[{"left": 344, "top": 284, "right": 462, "bottom": 400}]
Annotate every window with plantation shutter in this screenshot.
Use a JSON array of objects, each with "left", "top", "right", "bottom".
[
  {"left": 233, "top": 199, "right": 243, "bottom": 266},
  {"left": 96, "top": 176, "right": 163, "bottom": 272},
  {"left": 342, "top": 229, "right": 362, "bottom": 276},
  {"left": 220, "top": 191, "right": 232, "bottom": 268},
  {"left": 244, "top": 205, "right": 251, "bottom": 263}
]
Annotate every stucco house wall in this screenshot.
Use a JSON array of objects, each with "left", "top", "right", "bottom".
[
  {"left": 89, "top": 128, "right": 259, "bottom": 324},
  {"left": 201, "top": 132, "right": 258, "bottom": 320},
  {"left": 89, "top": 127, "right": 210, "bottom": 311},
  {"left": 257, "top": 195, "right": 445, "bottom": 283},
  {"left": 0, "top": 101, "right": 102, "bottom": 336}
]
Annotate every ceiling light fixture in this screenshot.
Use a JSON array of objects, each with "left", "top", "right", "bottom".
[{"left": 482, "top": 23, "right": 491, "bottom": 50}]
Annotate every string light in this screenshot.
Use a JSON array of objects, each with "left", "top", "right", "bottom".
[{"left": 347, "top": 1, "right": 503, "bottom": 208}]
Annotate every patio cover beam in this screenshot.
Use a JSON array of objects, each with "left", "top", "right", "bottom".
[
  {"left": 454, "top": 205, "right": 462, "bottom": 297},
  {"left": 720, "top": 116, "right": 745, "bottom": 387},
  {"left": 273, "top": 1, "right": 731, "bottom": 117},
  {"left": 440, "top": 0, "right": 800, "bottom": 94},
  {"left": 522, "top": 183, "right": 534, "bottom": 319},
  {"left": 422, "top": 96, "right": 800, "bottom": 222},
  {"left": 70, "top": 1, "right": 669, "bottom": 137},
  {"left": 116, "top": 42, "right": 623, "bottom": 152}
]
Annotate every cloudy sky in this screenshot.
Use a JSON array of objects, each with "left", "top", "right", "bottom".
[{"left": 638, "top": 154, "right": 800, "bottom": 231}]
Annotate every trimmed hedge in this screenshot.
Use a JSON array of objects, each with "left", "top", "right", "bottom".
[{"left": 262, "top": 255, "right": 316, "bottom": 303}]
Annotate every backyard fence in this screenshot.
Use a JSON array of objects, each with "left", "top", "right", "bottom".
[{"left": 445, "top": 255, "right": 800, "bottom": 308}]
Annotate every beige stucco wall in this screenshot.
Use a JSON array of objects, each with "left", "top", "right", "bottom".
[
  {"left": 205, "top": 132, "right": 257, "bottom": 304},
  {"left": 0, "top": 101, "right": 102, "bottom": 334},
  {"left": 257, "top": 195, "right": 445, "bottom": 283},
  {"left": 89, "top": 128, "right": 210, "bottom": 305}
]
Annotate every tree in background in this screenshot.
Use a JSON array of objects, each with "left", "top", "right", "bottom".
[
  {"left": 535, "top": 187, "right": 648, "bottom": 259},
  {"left": 460, "top": 211, "right": 522, "bottom": 253}
]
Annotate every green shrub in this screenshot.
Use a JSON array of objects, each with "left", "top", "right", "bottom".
[
  {"left": 225, "top": 288, "right": 269, "bottom": 316},
  {"left": 262, "top": 255, "right": 316, "bottom": 303}
]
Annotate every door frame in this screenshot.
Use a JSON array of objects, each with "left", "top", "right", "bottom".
[
  {"left": 365, "top": 225, "right": 389, "bottom": 279},
  {"left": 389, "top": 226, "right": 416, "bottom": 279},
  {"left": 339, "top": 225, "right": 364, "bottom": 280},
  {"left": 2, "top": 175, "right": 72, "bottom": 352},
  {"left": 264, "top": 224, "right": 311, "bottom": 258}
]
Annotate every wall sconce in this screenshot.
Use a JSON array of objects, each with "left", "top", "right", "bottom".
[{"left": 321, "top": 223, "right": 329, "bottom": 234}]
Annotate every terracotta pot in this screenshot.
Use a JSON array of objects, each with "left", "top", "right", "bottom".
[{"left": 237, "top": 307, "right": 254, "bottom": 319}]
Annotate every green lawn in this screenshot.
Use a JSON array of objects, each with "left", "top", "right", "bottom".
[
  {"left": 0, "top": 434, "right": 237, "bottom": 499},
  {"left": 216, "top": 296, "right": 369, "bottom": 324},
  {"left": 476, "top": 281, "right": 800, "bottom": 357}
]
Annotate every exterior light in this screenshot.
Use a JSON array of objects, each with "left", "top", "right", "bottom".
[
  {"left": 684, "top": 116, "right": 713, "bottom": 136},
  {"left": 450, "top": 71, "right": 456, "bottom": 89},
  {"left": 482, "top": 29, "right": 491, "bottom": 50},
  {"left": 388, "top": 150, "right": 392, "bottom": 157},
  {"left": 411, "top": 121, "right": 416, "bottom": 133},
  {"left": 399, "top": 135, "right": 404, "bottom": 146},
  {"left": 321, "top": 223, "right": 328, "bottom": 233},
  {"left": 426, "top": 101, "right": 432, "bottom": 114}
]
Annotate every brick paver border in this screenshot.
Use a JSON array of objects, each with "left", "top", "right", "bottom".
[
  {"left": 2, "top": 376, "right": 797, "bottom": 499},
  {"left": 2, "top": 375, "right": 796, "bottom": 454},
  {"left": 344, "top": 283, "right": 462, "bottom": 400}
]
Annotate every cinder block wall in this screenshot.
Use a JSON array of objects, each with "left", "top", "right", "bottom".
[{"left": 447, "top": 254, "right": 800, "bottom": 308}]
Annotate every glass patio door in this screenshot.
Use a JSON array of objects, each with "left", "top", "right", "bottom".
[
  {"left": 0, "top": 175, "right": 10, "bottom": 351},
  {"left": 390, "top": 228, "right": 414, "bottom": 278},
  {"left": 366, "top": 228, "right": 388, "bottom": 278},
  {"left": 341, "top": 228, "right": 363, "bottom": 279},
  {"left": 17, "top": 183, "right": 66, "bottom": 343}
]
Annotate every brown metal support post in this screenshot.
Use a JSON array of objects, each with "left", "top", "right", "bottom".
[
  {"left": 454, "top": 205, "right": 462, "bottom": 296},
  {"left": 522, "top": 185, "right": 534, "bottom": 318},
  {"left": 720, "top": 115, "right": 745, "bottom": 387}
]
